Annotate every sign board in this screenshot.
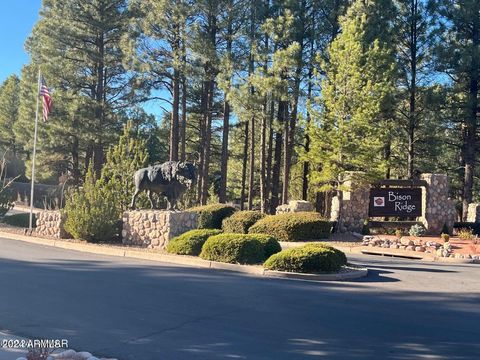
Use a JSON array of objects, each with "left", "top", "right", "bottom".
[{"left": 369, "top": 188, "right": 422, "bottom": 217}]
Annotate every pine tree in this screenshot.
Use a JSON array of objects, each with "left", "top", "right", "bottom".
[
  {"left": 27, "top": 0, "right": 136, "bottom": 174},
  {"left": 126, "top": 0, "right": 192, "bottom": 162},
  {"left": 436, "top": 0, "right": 480, "bottom": 220},
  {"left": 393, "top": 0, "right": 435, "bottom": 178},
  {"left": 0, "top": 75, "right": 20, "bottom": 155},
  {"left": 101, "top": 121, "right": 149, "bottom": 212},
  {"left": 307, "top": 0, "right": 396, "bottom": 190}
]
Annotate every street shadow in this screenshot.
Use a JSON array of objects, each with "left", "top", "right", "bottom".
[
  {"left": 352, "top": 268, "right": 400, "bottom": 283},
  {"left": 0, "top": 251, "right": 478, "bottom": 360}
]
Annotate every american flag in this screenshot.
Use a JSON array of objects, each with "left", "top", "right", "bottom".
[{"left": 40, "top": 76, "right": 52, "bottom": 122}]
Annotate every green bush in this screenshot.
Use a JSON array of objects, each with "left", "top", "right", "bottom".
[
  {"left": 409, "top": 224, "right": 427, "bottom": 237},
  {"left": 251, "top": 233, "right": 282, "bottom": 259},
  {"left": 188, "top": 204, "right": 236, "bottom": 229},
  {"left": 200, "top": 233, "right": 265, "bottom": 264},
  {"left": 64, "top": 166, "right": 120, "bottom": 243},
  {"left": 249, "top": 212, "right": 332, "bottom": 242},
  {"left": 264, "top": 244, "right": 347, "bottom": 273},
  {"left": 222, "top": 210, "right": 265, "bottom": 234},
  {"left": 2, "top": 213, "right": 36, "bottom": 228},
  {"left": 302, "top": 242, "right": 348, "bottom": 266},
  {"left": 167, "top": 229, "right": 222, "bottom": 256}
]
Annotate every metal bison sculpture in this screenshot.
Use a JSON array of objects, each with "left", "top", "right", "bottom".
[{"left": 130, "top": 161, "right": 196, "bottom": 211}]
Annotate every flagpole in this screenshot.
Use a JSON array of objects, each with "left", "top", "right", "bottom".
[{"left": 29, "top": 69, "right": 41, "bottom": 231}]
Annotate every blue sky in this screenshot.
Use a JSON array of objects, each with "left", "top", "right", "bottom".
[
  {"left": 0, "top": 1, "right": 41, "bottom": 83},
  {"left": 0, "top": 0, "right": 166, "bottom": 119}
]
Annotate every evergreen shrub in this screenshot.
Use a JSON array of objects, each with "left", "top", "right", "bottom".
[
  {"left": 222, "top": 210, "right": 265, "bottom": 233},
  {"left": 200, "top": 233, "right": 270, "bottom": 264},
  {"left": 64, "top": 166, "right": 120, "bottom": 243},
  {"left": 167, "top": 229, "right": 222, "bottom": 256},
  {"left": 249, "top": 212, "right": 332, "bottom": 242},
  {"left": 188, "top": 204, "right": 236, "bottom": 229},
  {"left": 264, "top": 243, "right": 347, "bottom": 273}
]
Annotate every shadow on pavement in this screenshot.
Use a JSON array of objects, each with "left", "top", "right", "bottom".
[{"left": 0, "top": 254, "right": 478, "bottom": 360}]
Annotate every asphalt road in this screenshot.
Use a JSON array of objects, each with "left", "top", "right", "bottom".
[{"left": 0, "top": 237, "right": 479, "bottom": 360}]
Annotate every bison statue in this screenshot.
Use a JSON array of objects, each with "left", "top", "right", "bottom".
[{"left": 130, "top": 161, "right": 196, "bottom": 211}]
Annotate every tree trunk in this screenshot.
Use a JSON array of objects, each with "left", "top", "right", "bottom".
[
  {"left": 219, "top": 4, "right": 233, "bottom": 203},
  {"left": 462, "top": 77, "right": 478, "bottom": 220},
  {"left": 219, "top": 99, "right": 230, "bottom": 203},
  {"left": 282, "top": 0, "right": 305, "bottom": 204},
  {"left": 248, "top": 114, "right": 255, "bottom": 210},
  {"left": 199, "top": 11, "right": 217, "bottom": 205},
  {"left": 462, "top": 19, "right": 479, "bottom": 220},
  {"left": 406, "top": 0, "right": 418, "bottom": 179},
  {"left": 270, "top": 101, "right": 285, "bottom": 213},
  {"left": 260, "top": 99, "right": 267, "bottom": 212},
  {"left": 93, "top": 31, "right": 105, "bottom": 175},
  {"left": 240, "top": 121, "right": 249, "bottom": 210},
  {"left": 170, "top": 68, "right": 180, "bottom": 161},
  {"left": 200, "top": 79, "right": 214, "bottom": 205},
  {"left": 180, "top": 73, "right": 187, "bottom": 162},
  {"left": 197, "top": 81, "right": 208, "bottom": 203},
  {"left": 265, "top": 100, "right": 274, "bottom": 212}
]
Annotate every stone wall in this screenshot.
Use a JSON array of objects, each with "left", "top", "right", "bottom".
[
  {"left": 418, "top": 174, "right": 455, "bottom": 234},
  {"left": 276, "top": 200, "right": 314, "bottom": 214},
  {"left": 122, "top": 210, "right": 198, "bottom": 249},
  {"left": 35, "top": 210, "right": 69, "bottom": 238},
  {"left": 331, "top": 174, "right": 370, "bottom": 233},
  {"left": 467, "top": 203, "right": 480, "bottom": 223},
  {"left": 332, "top": 173, "right": 456, "bottom": 235}
]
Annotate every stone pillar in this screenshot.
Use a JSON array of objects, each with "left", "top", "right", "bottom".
[
  {"left": 334, "top": 173, "right": 370, "bottom": 233},
  {"left": 419, "top": 174, "right": 455, "bottom": 234},
  {"left": 122, "top": 210, "right": 198, "bottom": 249},
  {"left": 467, "top": 203, "right": 480, "bottom": 223},
  {"left": 35, "top": 210, "right": 69, "bottom": 238}
]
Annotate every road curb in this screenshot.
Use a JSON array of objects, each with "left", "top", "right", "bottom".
[
  {"left": 360, "top": 247, "right": 480, "bottom": 264},
  {"left": 264, "top": 266, "right": 368, "bottom": 281},
  {"left": 0, "top": 230, "right": 368, "bottom": 282}
]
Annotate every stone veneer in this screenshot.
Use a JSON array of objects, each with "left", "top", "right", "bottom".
[
  {"left": 122, "top": 210, "right": 198, "bottom": 249},
  {"left": 276, "top": 200, "right": 314, "bottom": 214},
  {"left": 35, "top": 210, "right": 69, "bottom": 238},
  {"left": 418, "top": 173, "right": 455, "bottom": 234},
  {"left": 467, "top": 203, "right": 480, "bottom": 223},
  {"left": 330, "top": 174, "right": 370, "bottom": 233},
  {"left": 332, "top": 173, "right": 456, "bottom": 234}
]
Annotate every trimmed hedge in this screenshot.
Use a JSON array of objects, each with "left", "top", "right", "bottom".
[
  {"left": 249, "top": 212, "right": 332, "bottom": 242},
  {"left": 167, "top": 229, "right": 222, "bottom": 256},
  {"left": 302, "top": 242, "right": 347, "bottom": 267},
  {"left": 200, "top": 233, "right": 280, "bottom": 264},
  {"left": 222, "top": 210, "right": 266, "bottom": 234},
  {"left": 264, "top": 243, "right": 347, "bottom": 273},
  {"left": 252, "top": 234, "right": 282, "bottom": 259},
  {"left": 188, "top": 204, "right": 236, "bottom": 229}
]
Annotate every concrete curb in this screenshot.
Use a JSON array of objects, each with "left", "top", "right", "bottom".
[
  {"left": 264, "top": 266, "right": 368, "bottom": 281},
  {"left": 0, "top": 230, "right": 368, "bottom": 282},
  {"left": 360, "top": 248, "right": 480, "bottom": 264}
]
